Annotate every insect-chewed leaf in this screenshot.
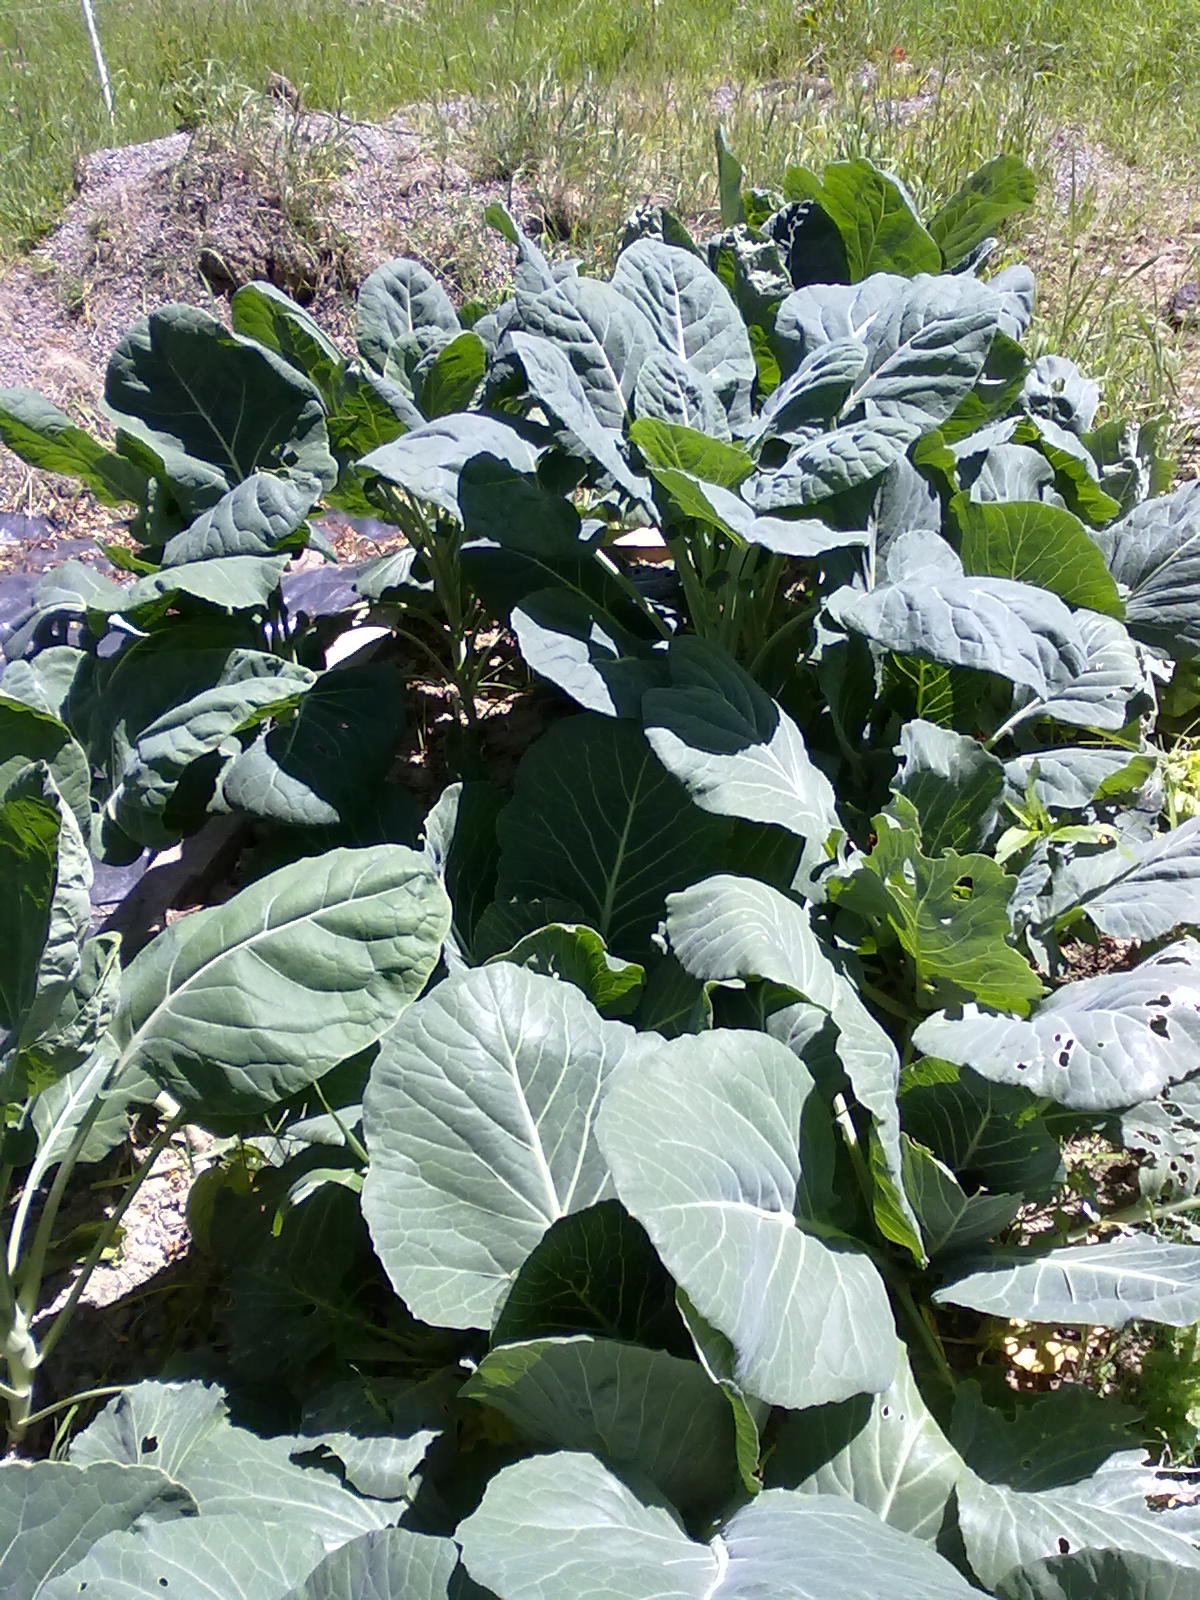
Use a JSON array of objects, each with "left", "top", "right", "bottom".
[{"left": 915, "top": 939, "right": 1200, "bottom": 1110}]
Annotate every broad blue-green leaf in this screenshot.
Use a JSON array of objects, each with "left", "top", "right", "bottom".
[
  {"left": 1046, "top": 816, "right": 1200, "bottom": 941},
  {"left": 665, "top": 874, "right": 922, "bottom": 1257},
  {"left": 113, "top": 845, "right": 449, "bottom": 1116},
  {"left": 511, "top": 588, "right": 662, "bottom": 717},
  {"left": 509, "top": 331, "right": 649, "bottom": 500},
  {"left": 598, "top": 1028, "right": 893, "bottom": 1409},
  {"left": 106, "top": 304, "right": 336, "bottom": 489},
  {"left": 1021, "top": 355, "right": 1100, "bottom": 437},
  {"left": 463, "top": 1335, "right": 737, "bottom": 1511},
  {"left": 360, "top": 413, "right": 539, "bottom": 518},
  {"left": 281, "top": 1528, "right": 461, "bottom": 1600},
  {"left": 0, "top": 765, "right": 89, "bottom": 1039},
  {"left": 957, "top": 497, "right": 1123, "bottom": 617},
  {"left": 458, "top": 1452, "right": 985, "bottom": 1600},
  {"left": 1005, "top": 749, "right": 1150, "bottom": 813},
  {"left": 1097, "top": 479, "right": 1200, "bottom": 658},
  {"left": 516, "top": 271, "right": 650, "bottom": 428},
  {"left": 936, "top": 1234, "right": 1200, "bottom": 1326},
  {"left": 422, "top": 779, "right": 505, "bottom": 966},
  {"left": 755, "top": 338, "right": 867, "bottom": 436},
  {"left": 764, "top": 1340, "right": 961, "bottom": 1540},
  {"left": 843, "top": 283, "right": 999, "bottom": 430},
  {"left": 162, "top": 471, "right": 321, "bottom": 564},
  {"left": 643, "top": 638, "right": 839, "bottom": 857},
  {"left": 0, "top": 386, "right": 147, "bottom": 505},
  {"left": 1006, "top": 611, "right": 1146, "bottom": 734},
  {"left": 928, "top": 156, "right": 1037, "bottom": 267},
  {"left": 418, "top": 329, "right": 486, "bottom": 417},
  {"left": 748, "top": 418, "right": 919, "bottom": 510},
  {"left": 495, "top": 715, "right": 728, "bottom": 961},
  {"left": 632, "top": 345, "right": 730, "bottom": 435},
  {"left": 915, "top": 939, "right": 1200, "bottom": 1110},
  {"left": 893, "top": 719, "right": 1004, "bottom": 854},
  {"left": 957, "top": 1449, "right": 1200, "bottom": 1593},
  {"left": 43, "top": 1513, "right": 324, "bottom": 1600},
  {"left": 1000, "top": 1549, "right": 1200, "bottom": 1600},
  {"left": 356, "top": 257, "right": 460, "bottom": 372},
  {"left": 72, "top": 1381, "right": 395, "bottom": 1549},
  {"left": 901, "top": 1134, "right": 1022, "bottom": 1256},
  {"left": 362, "top": 963, "right": 646, "bottom": 1329},
  {"left": 0, "top": 1459, "right": 195, "bottom": 1600},
  {"left": 830, "top": 575, "right": 1087, "bottom": 696},
  {"left": 125, "top": 552, "right": 289, "bottom": 613},
  {"left": 611, "top": 240, "right": 755, "bottom": 420}
]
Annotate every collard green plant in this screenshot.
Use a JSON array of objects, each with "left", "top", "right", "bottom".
[{"left": 3, "top": 139, "right": 1200, "bottom": 1599}]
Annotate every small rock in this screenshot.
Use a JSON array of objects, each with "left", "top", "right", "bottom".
[{"left": 1170, "top": 280, "right": 1200, "bottom": 325}]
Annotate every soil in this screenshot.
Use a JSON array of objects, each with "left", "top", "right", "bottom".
[{"left": 0, "top": 102, "right": 530, "bottom": 536}]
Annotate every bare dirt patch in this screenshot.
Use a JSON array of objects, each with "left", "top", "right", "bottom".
[{"left": 0, "top": 104, "right": 526, "bottom": 535}]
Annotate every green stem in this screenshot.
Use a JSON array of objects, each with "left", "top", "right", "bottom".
[
  {"left": 12, "top": 1097, "right": 106, "bottom": 1313},
  {"left": 1067, "top": 1191, "right": 1200, "bottom": 1244},
  {"left": 893, "top": 1277, "right": 956, "bottom": 1389},
  {"left": 20, "top": 1384, "right": 129, "bottom": 1430},
  {"left": 37, "top": 1111, "right": 187, "bottom": 1368},
  {"left": 315, "top": 1085, "right": 369, "bottom": 1167}
]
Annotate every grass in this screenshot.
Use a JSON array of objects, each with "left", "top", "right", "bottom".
[{"left": 2, "top": 0, "right": 1200, "bottom": 422}]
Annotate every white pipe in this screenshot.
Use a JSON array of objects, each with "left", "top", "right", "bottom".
[{"left": 79, "top": 0, "right": 115, "bottom": 121}]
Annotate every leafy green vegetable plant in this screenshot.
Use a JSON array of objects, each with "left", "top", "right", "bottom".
[{"left": 3, "top": 141, "right": 1200, "bottom": 1600}]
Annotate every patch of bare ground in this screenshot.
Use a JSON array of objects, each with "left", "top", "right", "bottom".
[{"left": 0, "top": 102, "right": 528, "bottom": 538}]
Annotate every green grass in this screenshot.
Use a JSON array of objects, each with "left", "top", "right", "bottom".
[{"left": 2, "top": 0, "right": 1200, "bottom": 421}]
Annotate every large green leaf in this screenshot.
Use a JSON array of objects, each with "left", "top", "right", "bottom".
[
  {"left": 218, "top": 664, "right": 404, "bottom": 828},
  {"left": 748, "top": 417, "right": 919, "bottom": 511},
  {"left": 0, "top": 765, "right": 89, "bottom": 1040},
  {"left": 515, "top": 271, "right": 650, "bottom": 429},
  {"left": 935, "top": 1234, "right": 1200, "bottom": 1326},
  {"left": 915, "top": 940, "right": 1200, "bottom": 1110},
  {"left": 0, "top": 1460, "right": 195, "bottom": 1600},
  {"left": 901, "top": 1135, "right": 1022, "bottom": 1257},
  {"left": 463, "top": 1335, "right": 737, "bottom": 1512},
  {"left": 764, "top": 1340, "right": 960, "bottom": 1540},
  {"left": 598, "top": 1028, "right": 894, "bottom": 1409},
  {"left": 928, "top": 156, "right": 1037, "bottom": 267},
  {"left": 792, "top": 160, "right": 942, "bottom": 278},
  {"left": 231, "top": 280, "right": 344, "bottom": 395},
  {"left": 281, "top": 1529, "right": 461, "bottom": 1600},
  {"left": 489, "top": 923, "right": 644, "bottom": 1017},
  {"left": 0, "top": 386, "right": 147, "bottom": 505},
  {"left": 416, "top": 330, "right": 486, "bottom": 418},
  {"left": 956, "top": 497, "right": 1123, "bottom": 617},
  {"left": 362, "top": 963, "right": 647, "bottom": 1329},
  {"left": 490, "top": 1200, "right": 688, "bottom": 1352},
  {"left": 901, "top": 1071, "right": 1063, "bottom": 1197},
  {"left": 0, "top": 693, "right": 91, "bottom": 838},
  {"left": 458, "top": 1452, "right": 986, "bottom": 1599},
  {"left": 509, "top": 331, "right": 649, "bottom": 499},
  {"left": 843, "top": 286, "right": 999, "bottom": 431},
  {"left": 1005, "top": 610, "right": 1145, "bottom": 735},
  {"left": 43, "top": 1513, "right": 325, "bottom": 1600},
  {"left": 422, "top": 779, "right": 505, "bottom": 966},
  {"left": 494, "top": 715, "right": 729, "bottom": 962},
  {"left": 1046, "top": 817, "right": 1200, "bottom": 942},
  {"left": 113, "top": 846, "right": 449, "bottom": 1116},
  {"left": 642, "top": 638, "right": 839, "bottom": 864},
  {"left": 105, "top": 304, "right": 336, "bottom": 489}
]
